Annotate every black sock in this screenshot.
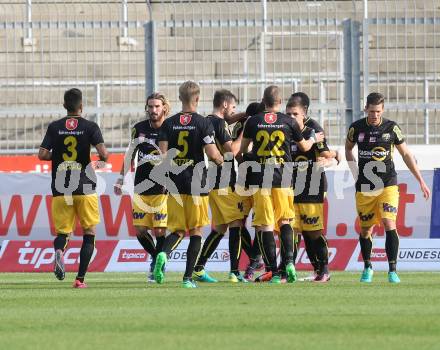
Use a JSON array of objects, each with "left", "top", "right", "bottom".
[
  {"left": 155, "top": 235, "right": 165, "bottom": 255},
  {"left": 303, "top": 233, "right": 319, "bottom": 272},
  {"left": 314, "top": 235, "right": 329, "bottom": 274},
  {"left": 54, "top": 233, "right": 69, "bottom": 251},
  {"left": 257, "top": 231, "right": 278, "bottom": 275},
  {"left": 184, "top": 235, "right": 202, "bottom": 279},
  {"left": 136, "top": 230, "right": 156, "bottom": 258},
  {"left": 76, "top": 234, "right": 95, "bottom": 282},
  {"left": 278, "top": 238, "right": 286, "bottom": 273},
  {"left": 229, "top": 227, "right": 241, "bottom": 273},
  {"left": 293, "top": 234, "right": 301, "bottom": 265},
  {"left": 240, "top": 226, "right": 254, "bottom": 260},
  {"left": 385, "top": 229, "right": 399, "bottom": 272},
  {"left": 280, "top": 224, "right": 294, "bottom": 265},
  {"left": 162, "top": 232, "right": 184, "bottom": 256},
  {"left": 194, "top": 230, "right": 223, "bottom": 272},
  {"left": 359, "top": 236, "right": 373, "bottom": 269}
]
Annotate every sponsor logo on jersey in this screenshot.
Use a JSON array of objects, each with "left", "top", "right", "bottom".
[
  {"left": 264, "top": 113, "right": 277, "bottom": 124},
  {"left": 65, "top": 118, "right": 78, "bottom": 131},
  {"left": 358, "top": 132, "right": 365, "bottom": 142},
  {"left": 180, "top": 114, "right": 192, "bottom": 125},
  {"left": 294, "top": 155, "right": 310, "bottom": 172},
  {"left": 359, "top": 147, "right": 389, "bottom": 161}
]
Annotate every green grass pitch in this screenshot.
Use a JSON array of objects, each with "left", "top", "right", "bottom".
[{"left": 1, "top": 272, "right": 440, "bottom": 350}]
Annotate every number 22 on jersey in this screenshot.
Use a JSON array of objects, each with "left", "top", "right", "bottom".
[{"left": 256, "top": 130, "right": 285, "bottom": 157}]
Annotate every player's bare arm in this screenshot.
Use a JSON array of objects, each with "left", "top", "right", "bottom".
[
  {"left": 296, "top": 132, "right": 324, "bottom": 152},
  {"left": 205, "top": 143, "right": 224, "bottom": 165},
  {"left": 345, "top": 138, "right": 358, "bottom": 181},
  {"left": 38, "top": 147, "right": 52, "bottom": 161},
  {"left": 159, "top": 140, "right": 168, "bottom": 157},
  {"left": 225, "top": 111, "right": 246, "bottom": 125},
  {"left": 396, "top": 142, "right": 431, "bottom": 199}
]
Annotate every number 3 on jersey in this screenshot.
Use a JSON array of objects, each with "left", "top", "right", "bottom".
[
  {"left": 63, "top": 135, "right": 78, "bottom": 161},
  {"left": 177, "top": 131, "right": 189, "bottom": 158},
  {"left": 256, "top": 130, "right": 285, "bottom": 156}
]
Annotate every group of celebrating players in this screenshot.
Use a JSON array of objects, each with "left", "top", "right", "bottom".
[{"left": 39, "top": 82, "right": 430, "bottom": 288}]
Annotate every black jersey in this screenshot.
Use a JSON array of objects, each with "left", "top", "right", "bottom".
[
  {"left": 242, "top": 111, "right": 303, "bottom": 188},
  {"left": 40, "top": 116, "right": 104, "bottom": 197},
  {"left": 158, "top": 112, "right": 215, "bottom": 195},
  {"left": 347, "top": 117, "right": 405, "bottom": 192},
  {"left": 305, "top": 117, "right": 324, "bottom": 134},
  {"left": 131, "top": 120, "right": 165, "bottom": 195},
  {"left": 207, "top": 114, "right": 235, "bottom": 190},
  {"left": 291, "top": 126, "right": 329, "bottom": 203}
]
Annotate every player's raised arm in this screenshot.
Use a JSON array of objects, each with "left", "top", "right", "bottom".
[{"left": 396, "top": 142, "right": 430, "bottom": 199}]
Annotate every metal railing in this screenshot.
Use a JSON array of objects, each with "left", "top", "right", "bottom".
[{"left": 1, "top": 0, "right": 440, "bottom": 154}]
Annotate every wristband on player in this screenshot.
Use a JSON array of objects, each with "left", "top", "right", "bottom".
[{"left": 310, "top": 130, "right": 318, "bottom": 143}]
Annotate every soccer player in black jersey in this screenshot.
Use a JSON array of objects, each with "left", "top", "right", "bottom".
[
  {"left": 114, "top": 92, "right": 170, "bottom": 282},
  {"left": 231, "top": 102, "right": 267, "bottom": 281},
  {"left": 154, "top": 81, "right": 224, "bottom": 288},
  {"left": 239, "top": 86, "right": 323, "bottom": 284},
  {"left": 192, "top": 90, "right": 248, "bottom": 283},
  {"left": 286, "top": 94, "right": 339, "bottom": 283},
  {"left": 38, "top": 88, "right": 109, "bottom": 288},
  {"left": 345, "top": 92, "right": 430, "bottom": 283}
]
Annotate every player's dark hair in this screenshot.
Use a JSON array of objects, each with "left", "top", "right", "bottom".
[
  {"left": 287, "top": 92, "right": 310, "bottom": 113},
  {"left": 245, "top": 102, "right": 264, "bottom": 117},
  {"left": 64, "top": 88, "right": 82, "bottom": 113},
  {"left": 213, "top": 89, "right": 237, "bottom": 109},
  {"left": 366, "top": 92, "right": 385, "bottom": 107},
  {"left": 262, "top": 85, "right": 281, "bottom": 108}
]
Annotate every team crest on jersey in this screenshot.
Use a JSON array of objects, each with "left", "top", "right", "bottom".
[
  {"left": 180, "top": 114, "right": 192, "bottom": 125},
  {"left": 358, "top": 132, "right": 365, "bottom": 142},
  {"left": 264, "top": 113, "right": 277, "bottom": 124},
  {"left": 65, "top": 118, "right": 78, "bottom": 130},
  {"left": 382, "top": 133, "right": 391, "bottom": 141}
]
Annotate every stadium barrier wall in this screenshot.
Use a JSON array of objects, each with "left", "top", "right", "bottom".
[
  {"left": 1, "top": 239, "right": 440, "bottom": 272},
  {"left": 0, "top": 171, "right": 433, "bottom": 240}
]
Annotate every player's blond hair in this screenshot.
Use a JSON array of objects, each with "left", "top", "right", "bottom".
[
  {"left": 179, "top": 81, "right": 200, "bottom": 105},
  {"left": 262, "top": 85, "right": 281, "bottom": 108},
  {"left": 146, "top": 92, "right": 171, "bottom": 117}
]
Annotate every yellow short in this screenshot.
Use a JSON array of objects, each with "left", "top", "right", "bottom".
[
  {"left": 252, "top": 188, "right": 294, "bottom": 232},
  {"left": 234, "top": 185, "right": 253, "bottom": 217},
  {"left": 209, "top": 187, "right": 244, "bottom": 226},
  {"left": 293, "top": 203, "right": 324, "bottom": 232},
  {"left": 132, "top": 194, "right": 167, "bottom": 228},
  {"left": 355, "top": 185, "right": 399, "bottom": 228},
  {"left": 52, "top": 194, "right": 100, "bottom": 234},
  {"left": 167, "top": 194, "right": 209, "bottom": 232}
]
